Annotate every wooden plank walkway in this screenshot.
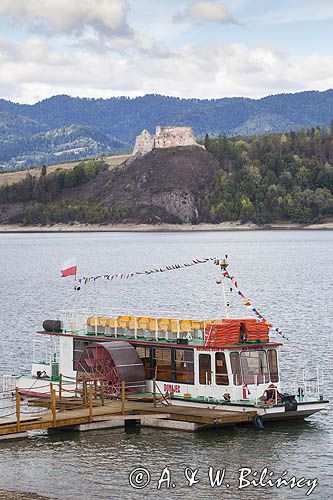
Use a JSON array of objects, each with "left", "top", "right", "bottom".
[
  {"left": 135, "top": 404, "right": 256, "bottom": 425},
  {"left": 0, "top": 399, "right": 256, "bottom": 438}
]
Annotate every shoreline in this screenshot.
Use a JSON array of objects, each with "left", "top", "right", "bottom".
[{"left": 0, "top": 222, "right": 333, "bottom": 233}]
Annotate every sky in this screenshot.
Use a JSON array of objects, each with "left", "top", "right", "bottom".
[{"left": 0, "top": 0, "right": 332, "bottom": 103}]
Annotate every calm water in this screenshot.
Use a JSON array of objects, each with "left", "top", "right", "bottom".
[{"left": 0, "top": 231, "right": 332, "bottom": 499}]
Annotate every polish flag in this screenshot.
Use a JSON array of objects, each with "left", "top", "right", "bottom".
[{"left": 61, "top": 259, "right": 77, "bottom": 278}]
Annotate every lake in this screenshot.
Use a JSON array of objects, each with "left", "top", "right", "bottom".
[{"left": 0, "top": 230, "right": 332, "bottom": 499}]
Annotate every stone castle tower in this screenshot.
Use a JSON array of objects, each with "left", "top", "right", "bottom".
[{"left": 132, "top": 126, "right": 204, "bottom": 156}]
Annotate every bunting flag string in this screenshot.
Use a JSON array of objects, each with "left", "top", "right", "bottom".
[
  {"left": 75, "top": 257, "right": 217, "bottom": 288},
  {"left": 219, "top": 266, "right": 289, "bottom": 341},
  {"left": 73, "top": 255, "right": 288, "bottom": 341}
]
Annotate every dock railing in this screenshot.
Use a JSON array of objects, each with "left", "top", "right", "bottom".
[{"left": 3, "top": 375, "right": 167, "bottom": 432}]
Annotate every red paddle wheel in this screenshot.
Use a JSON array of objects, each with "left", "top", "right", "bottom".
[{"left": 76, "top": 341, "right": 146, "bottom": 397}]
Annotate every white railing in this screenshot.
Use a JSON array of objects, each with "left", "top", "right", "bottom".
[
  {"left": 283, "top": 368, "right": 325, "bottom": 399},
  {"left": 32, "top": 338, "right": 51, "bottom": 364},
  {"left": 47, "top": 309, "right": 211, "bottom": 344},
  {"left": 1, "top": 375, "right": 17, "bottom": 396},
  {"left": 32, "top": 338, "right": 59, "bottom": 365}
]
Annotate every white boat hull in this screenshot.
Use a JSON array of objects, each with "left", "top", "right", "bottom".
[{"left": 169, "top": 397, "right": 328, "bottom": 421}]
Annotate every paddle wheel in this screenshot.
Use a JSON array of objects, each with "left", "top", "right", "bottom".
[{"left": 76, "top": 341, "right": 146, "bottom": 397}]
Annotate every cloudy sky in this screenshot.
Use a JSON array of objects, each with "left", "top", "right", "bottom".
[{"left": 0, "top": 0, "right": 332, "bottom": 103}]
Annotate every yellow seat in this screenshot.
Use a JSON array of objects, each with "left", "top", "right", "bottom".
[
  {"left": 170, "top": 320, "right": 180, "bottom": 333},
  {"left": 86, "top": 316, "right": 96, "bottom": 326},
  {"left": 97, "top": 316, "right": 109, "bottom": 327},
  {"left": 180, "top": 320, "right": 192, "bottom": 332},
  {"left": 149, "top": 319, "right": 158, "bottom": 331},
  {"left": 117, "top": 316, "right": 129, "bottom": 328},
  {"left": 158, "top": 318, "right": 171, "bottom": 331},
  {"left": 191, "top": 320, "right": 201, "bottom": 330},
  {"left": 137, "top": 317, "right": 150, "bottom": 330},
  {"left": 106, "top": 317, "right": 117, "bottom": 328},
  {"left": 129, "top": 317, "right": 137, "bottom": 329}
]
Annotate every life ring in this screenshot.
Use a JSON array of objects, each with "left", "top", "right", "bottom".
[{"left": 186, "top": 332, "right": 193, "bottom": 341}]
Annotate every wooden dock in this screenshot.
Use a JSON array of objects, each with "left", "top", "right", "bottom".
[
  {"left": 0, "top": 382, "right": 257, "bottom": 439},
  {"left": 0, "top": 399, "right": 256, "bottom": 439},
  {"left": 136, "top": 404, "right": 256, "bottom": 426}
]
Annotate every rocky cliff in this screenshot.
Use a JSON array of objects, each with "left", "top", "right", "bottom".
[{"left": 69, "top": 146, "right": 219, "bottom": 223}]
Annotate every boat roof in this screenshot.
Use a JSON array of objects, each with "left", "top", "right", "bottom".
[{"left": 37, "top": 329, "right": 282, "bottom": 349}]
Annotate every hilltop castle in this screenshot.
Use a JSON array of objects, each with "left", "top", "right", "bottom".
[{"left": 132, "top": 126, "right": 204, "bottom": 156}]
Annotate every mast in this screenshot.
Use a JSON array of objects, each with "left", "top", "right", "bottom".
[{"left": 218, "top": 256, "right": 229, "bottom": 319}]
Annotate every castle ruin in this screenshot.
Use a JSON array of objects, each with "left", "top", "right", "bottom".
[{"left": 132, "top": 126, "right": 204, "bottom": 156}]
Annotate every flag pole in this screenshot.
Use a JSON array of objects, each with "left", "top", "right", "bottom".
[{"left": 219, "top": 256, "right": 229, "bottom": 319}]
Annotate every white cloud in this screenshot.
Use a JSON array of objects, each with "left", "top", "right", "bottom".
[
  {"left": 0, "top": 0, "right": 171, "bottom": 58},
  {"left": 0, "top": 0, "right": 130, "bottom": 36},
  {"left": 174, "top": 1, "right": 238, "bottom": 24},
  {"left": 0, "top": 0, "right": 330, "bottom": 107},
  {"left": 1, "top": 37, "right": 333, "bottom": 104}
]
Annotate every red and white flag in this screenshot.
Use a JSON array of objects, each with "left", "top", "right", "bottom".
[{"left": 61, "top": 259, "right": 77, "bottom": 278}]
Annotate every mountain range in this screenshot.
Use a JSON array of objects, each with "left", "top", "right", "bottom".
[{"left": 1, "top": 89, "right": 333, "bottom": 171}]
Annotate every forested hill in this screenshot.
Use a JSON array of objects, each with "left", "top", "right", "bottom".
[
  {"left": 1, "top": 89, "right": 333, "bottom": 171},
  {"left": 0, "top": 128, "right": 333, "bottom": 226},
  {"left": 203, "top": 129, "right": 333, "bottom": 224}
]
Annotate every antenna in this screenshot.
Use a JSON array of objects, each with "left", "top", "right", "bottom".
[{"left": 217, "top": 255, "right": 229, "bottom": 318}]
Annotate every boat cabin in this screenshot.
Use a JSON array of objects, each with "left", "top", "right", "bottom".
[{"left": 31, "top": 313, "right": 282, "bottom": 405}]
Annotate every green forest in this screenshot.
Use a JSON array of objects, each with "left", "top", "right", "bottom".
[
  {"left": 203, "top": 128, "right": 333, "bottom": 224},
  {"left": 0, "top": 128, "right": 333, "bottom": 225},
  {"left": 1, "top": 90, "right": 333, "bottom": 170},
  {"left": 0, "top": 159, "right": 113, "bottom": 224}
]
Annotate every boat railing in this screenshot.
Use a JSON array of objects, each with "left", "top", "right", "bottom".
[
  {"left": 32, "top": 338, "right": 51, "bottom": 364},
  {"left": 1, "top": 374, "right": 17, "bottom": 396},
  {"left": 32, "top": 338, "right": 59, "bottom": 365},
  {"left": 284, "top": 368, "right": 325, "bottom": 400},
  {"left": 55, "top": 309, "right": 215, "bottom": 345}
]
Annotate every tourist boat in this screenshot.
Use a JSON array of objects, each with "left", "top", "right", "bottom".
[{"left": 4, "top": 258, "right": 328, "bottom": 423}]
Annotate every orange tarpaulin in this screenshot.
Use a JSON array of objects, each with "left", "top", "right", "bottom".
[{"left": 205, "top": 318, "right": 269, "bottom": 347}]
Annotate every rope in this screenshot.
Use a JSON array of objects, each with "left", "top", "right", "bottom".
[
  {"left": 0, "top": 402, "right": 16, "bottom": 409},
  {"left": 0, "top": 411, "right": 18, "bottom": 418},
  {"left": 61, "top": 374, "right": 77, "bottom": 380},
  {"left": 20, "top": 410, "right": 48, "bottom": 415},
  {"left": 17, "top": 378, "right": 39, "bottom": 393},
  {"left": 204, "top": 323, "right": 215, "bottom": 347},
  {"left": 0, "top": 388, "right": 17, "bottom": 395},
  {"left": 220, "top": 265, "right": 289, "bottom": 341},
  {"left": 74, "top": 257, "right": 217, "bottom": 289},
  {"left": 18, "top": 384, "right": 53, "bottom": 391}
]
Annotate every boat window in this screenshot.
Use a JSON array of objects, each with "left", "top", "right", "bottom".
[
  {"left": 240, "top": 350, "right": 269, "bottom": 384},
  {"left": 230, "top": 352, "right": 242, "bottom": 385},
  {"left": 267, "top": 349, "right": 279, "bottom": 382},
  {"left": 154, "top": 348, "right": 172, "bottom": 382},
  {"left": 199, "top": 354, "right": 211, "bottom": 385},
  {"left": 215, "top": 352, "right": 229, "bottom": 385},
  {"left": 73, "top": 339, "right": 90, "bottom": 371},
  {"left": 135, "top": 346, "right": 152, "bottom": 380},
  {"left": 175, "top": 349, "right": 194, "bottom": 384}
]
